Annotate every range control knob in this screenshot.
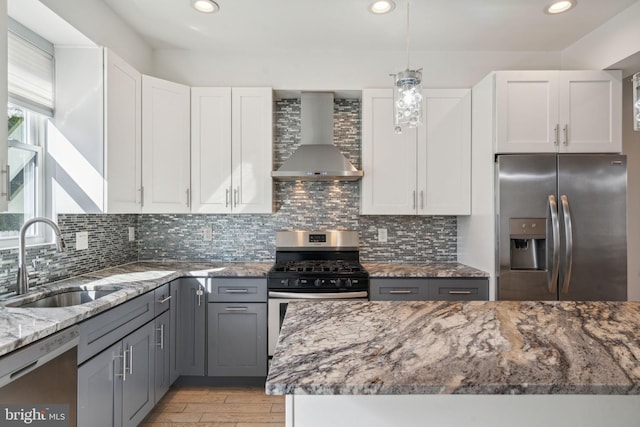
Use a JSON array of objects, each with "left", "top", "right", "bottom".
[
  {"left": 314, "top": 278, "right": 322, "bottom": 287},
  {"left": 335, "top": 278, "right": 343, "bottom": 287},
  {"left": 294, "top": 278, "right": 301, "bottom": 287},
  {"left": 345, "top": 278, "right": 352, "bottom": 288},
  {"left": 280, "top": 278, "right": 289, "bottom": 287}
]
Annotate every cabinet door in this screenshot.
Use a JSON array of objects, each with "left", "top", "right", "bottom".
[
  {"left": 495, "top": 71, "right": 559, "bottom": 153},
  {"left": 418, "top": 89, "right": 471, "bottom": 215},
  {"left": 78, "top": 341, "right": 122, "bottom": 427},
  {"left": 121, "top": 321, "right": 155, "bottom": 427},
  {"left": 361, "top": 89, "right": 418, "bottom": 215},
  {"left": 231, "top": 87, "right": 273, "bottom": 213},
  {"left": 207, "top": 302, "right": 267, "bottom": 377},
  {"left": 104, "top": 49, "right": 142, "bottom": 213},
  {"left": 191, "top": 87, "right": 232, "bottom": 213},
  {"left": 558, "top": 70, "right": 622, "bottom": 153},
  {"left": 154, "top": 310, "right": 171, "bottom": 404},
  {"left": 142, "top": 75, "right": 191, "bottom": 213},
  {"left": 177, "top": 278, "right": 207, "bottom": 376},
  {"left": 169, "top": 280, "right": 180, "bottom": 384}
]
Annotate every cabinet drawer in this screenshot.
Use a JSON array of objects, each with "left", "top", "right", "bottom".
[
  {"left": 370, "top": 279, "right": 429, "bottom": 301},
  {"left": 78, "top": 291, "right": 155, "bottom": 364},
  {"left": 154, "top": 283, "right": 171, "bottom": 315},
  {"left": 209, "top": 278, "right": 267, "bottom": 302},
  {"left": 428, "top": 279, "right": 489, "bottom": 301}
]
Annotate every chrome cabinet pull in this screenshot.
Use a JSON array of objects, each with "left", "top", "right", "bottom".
[
  {"left": 547, "top": 195, "right": 560, "bottom": 294},
  {"left": 233, "top": 187, "right": 239, "bottom": 207},
  {"left": 128, "top": 344, "right": 133, "bottom": 375},
  {"left": 412, "top": 190, "right": 416, "bottom": 210},
  {"left": 225, "top": 189, "right": 230, "bottom": 208},
  {"left": 156, "top": 324, "right": 165, "bottom": 349},
  {"left": 186, "top": 188, "right": 190, "bottom": 207},
  {"left": 389, "top": 290, "right": 413, "bottom": 294},
  {"left": 224, "top": 289, "right": 249, "bottom": 294},
  {"left": 560, "top": 195, "right": 574, "bottom": 294},
  {"left": 157, "top": 295, "right": 172, "bottom": 304},
  {"left": 553, "top": 124, "right": 559, "bottom": 146},
  {"left": 562, "top": 124, "right": 568, "bottom": 146},
  {"left": 196, "top": 287, "right": 204, "bottom": 306},
  {"left": 140, "top": 186, "right": 144, "bottom": 207},
  {"left": 448, "top": 290, "right": 472, "bottom": 295},
  {"left": 420, "top": 190, "right": 424, "bottom": 210},
  {"left": 116, "top": 348, "right": 128, "bottom": 381},
  {"left": 225, "top": 306, "right": 249, "bottom": 312}
]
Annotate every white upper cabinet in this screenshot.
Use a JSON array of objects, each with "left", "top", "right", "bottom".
[
  {"left": 104, "top": 49, "right": 142, "bottom": 213},
  {"left": 419, "top": 89, "right": 471, "bottom": 215},
  {"left": 142, "top": 75, "right": 191, "bottom": 213},
  {"left": 495, "top": 70, "right": 621, "bottom": 153},
  {"left": 191, "top": 87, "right": 272, "bottom": 214},
  {"left": 361, "top": 88, "right": 471, "bottom": 216}
]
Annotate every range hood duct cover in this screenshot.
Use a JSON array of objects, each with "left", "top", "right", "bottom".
[{"left": 271, "top": 92, "right": 363, "bottom": 181}]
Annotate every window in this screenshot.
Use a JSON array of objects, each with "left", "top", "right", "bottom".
[{"left": 0, "top": 20, "right": 53, "bottom": 247}]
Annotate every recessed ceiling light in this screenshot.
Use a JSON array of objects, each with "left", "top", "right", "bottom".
[
  {"left": 370, "top": 0, "right": 395, "bottom": 14},
  {"left": 546, "top": 0, "right": 576, "bottom": 14},
  {"left": 192, "top": 0, "right": 220, "bottom": 13}
]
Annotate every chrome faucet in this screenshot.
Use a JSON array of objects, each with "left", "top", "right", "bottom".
[{"left": 16, "top": 217, "right": 66, "bottom": 295}]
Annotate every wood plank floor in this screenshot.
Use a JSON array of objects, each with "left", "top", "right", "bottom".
[{"left": 141, "top": 386, "right": 285, "bottom": 427}]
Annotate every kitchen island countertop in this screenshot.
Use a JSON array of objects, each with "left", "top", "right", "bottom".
[
  {"left": 0, "top": 261, "right": 272, "bottom": 357},
  {"left": 266, "top": 300, "right": 640, "bottom": 395}
]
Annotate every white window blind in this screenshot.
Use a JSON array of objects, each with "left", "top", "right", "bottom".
[{"left": 8, "top": 31, "right": 54, "bottom": 116}]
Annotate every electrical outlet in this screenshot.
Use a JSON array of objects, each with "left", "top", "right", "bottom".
[
  {"left": 378, "top": 228, "right": 388, "bottom": 243},
  {"left": 203, "top": 227, "right": 213, "bottom": 242},
  {"left": 128, "top": 227, "right": 135, "bottom": 241},
  {"left": 76, "top": 231, "right": 88, "bottom": 250}
]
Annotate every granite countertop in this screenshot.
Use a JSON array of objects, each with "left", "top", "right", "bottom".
[
  {"left": 363, "top": 262, "right": 488, "bottom": 278},
  {"left": 0, "top": 261, "right": 272, "bottom": 357},
  {"left": 266, "top": 300, "right": 640, "bottom": 396}
]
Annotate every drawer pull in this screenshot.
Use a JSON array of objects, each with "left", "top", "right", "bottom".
[
  {"left": 388, "top": 290, "right": 413, "bottom": 294},
  {"left": 225, "top": 306, "right": 249, "bottom": 312},
  {"left": 157, "top": 295, "right": 172, "bottom": 304},
  {"left": 448, "top": 290, "right": 472, "bottom": 295},
  {"left": 224, "top": 289, "right": 249, "bottom": 294}
]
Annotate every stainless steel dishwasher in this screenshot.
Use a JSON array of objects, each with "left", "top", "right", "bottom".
[{"left": 0, "top": 326, "right": 79, "bottom": 426}]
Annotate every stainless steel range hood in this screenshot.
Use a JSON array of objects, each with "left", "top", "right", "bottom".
[{"left": 271, "top": 92, "right": 363, "bottom": 181}]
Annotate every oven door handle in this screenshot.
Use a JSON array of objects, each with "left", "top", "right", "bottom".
[{"left": 268, "top": 291, "right": 368, "bottom": 299}]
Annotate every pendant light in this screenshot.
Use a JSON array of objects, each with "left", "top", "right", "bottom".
[
  {"left": 633, "top": 72, "right": 640, "bottom": 132},
  {"left": 390, "top": 0, "right": 422, "bottom": 134}
]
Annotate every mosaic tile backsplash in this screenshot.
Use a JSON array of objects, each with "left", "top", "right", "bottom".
[{"left": 0, "top": 98, "right": 457, "bottom": 295}]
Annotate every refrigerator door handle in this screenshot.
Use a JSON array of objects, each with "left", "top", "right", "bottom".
[
  {"left": 560, "top": 195, "right": 574, "bottom": 294},
  {"left": 547, "top": 195, "right": 560, "bottom": 294}
]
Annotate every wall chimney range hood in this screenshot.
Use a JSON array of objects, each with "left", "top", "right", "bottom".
[{"left": 271, "top": 92, "right": 363, "bottom": 181}]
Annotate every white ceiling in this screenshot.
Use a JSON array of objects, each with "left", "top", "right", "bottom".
[{"left": 101, "top": 0, "right": 638, "bottom": 53}]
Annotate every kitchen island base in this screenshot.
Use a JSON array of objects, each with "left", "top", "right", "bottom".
[{"left": 285, "top": 394, "right": 640, "bottom": 427}]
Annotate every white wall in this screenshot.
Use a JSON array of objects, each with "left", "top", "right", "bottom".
[
  {"left": 37, "top": 0, "right": 153, "bottom": 74},
  {"left": 561, "top": 1, "right": 640, "bottom": 72},
  {"left": 153, "top": 49, "right": 561, "bottom": 89}
]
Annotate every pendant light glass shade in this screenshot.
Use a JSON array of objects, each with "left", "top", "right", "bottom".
[
  {"left": 634, "top": 72, "right": 640, "bottom": 132},
  {"left": 390, "top": 0, "right": 423, "bottom": 134},
  {"left": 392, "top": 69, "right": 423, "bottom": 133}
]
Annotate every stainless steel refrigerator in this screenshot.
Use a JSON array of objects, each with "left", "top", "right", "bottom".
[{"left": 496, "top": 154, "right": 627, "bottom": 301}]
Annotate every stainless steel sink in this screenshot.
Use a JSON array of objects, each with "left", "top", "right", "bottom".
[{"left": 5, "top": 289, "right": 119, "bottom": 308}]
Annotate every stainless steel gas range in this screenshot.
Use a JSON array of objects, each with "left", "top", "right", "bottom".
[{"left": 267, "top": 230, "right": 369, "bottom": 356}]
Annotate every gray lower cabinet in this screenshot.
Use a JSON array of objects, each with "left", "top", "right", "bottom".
[
  {"left": 207, "top": 278, "right": 267, "bottom": 377},
  {"left": 370, "top": 278, "right": 489, "bottom": 301},
  {"left": 78, "top": 321, "right": 155, "bottom": 427},
  {"left": 177, "top": 277, "right": 207, "bottom": 376},
  {"left": 154, "top": 310, "right": 171, "bottom": 403}
]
